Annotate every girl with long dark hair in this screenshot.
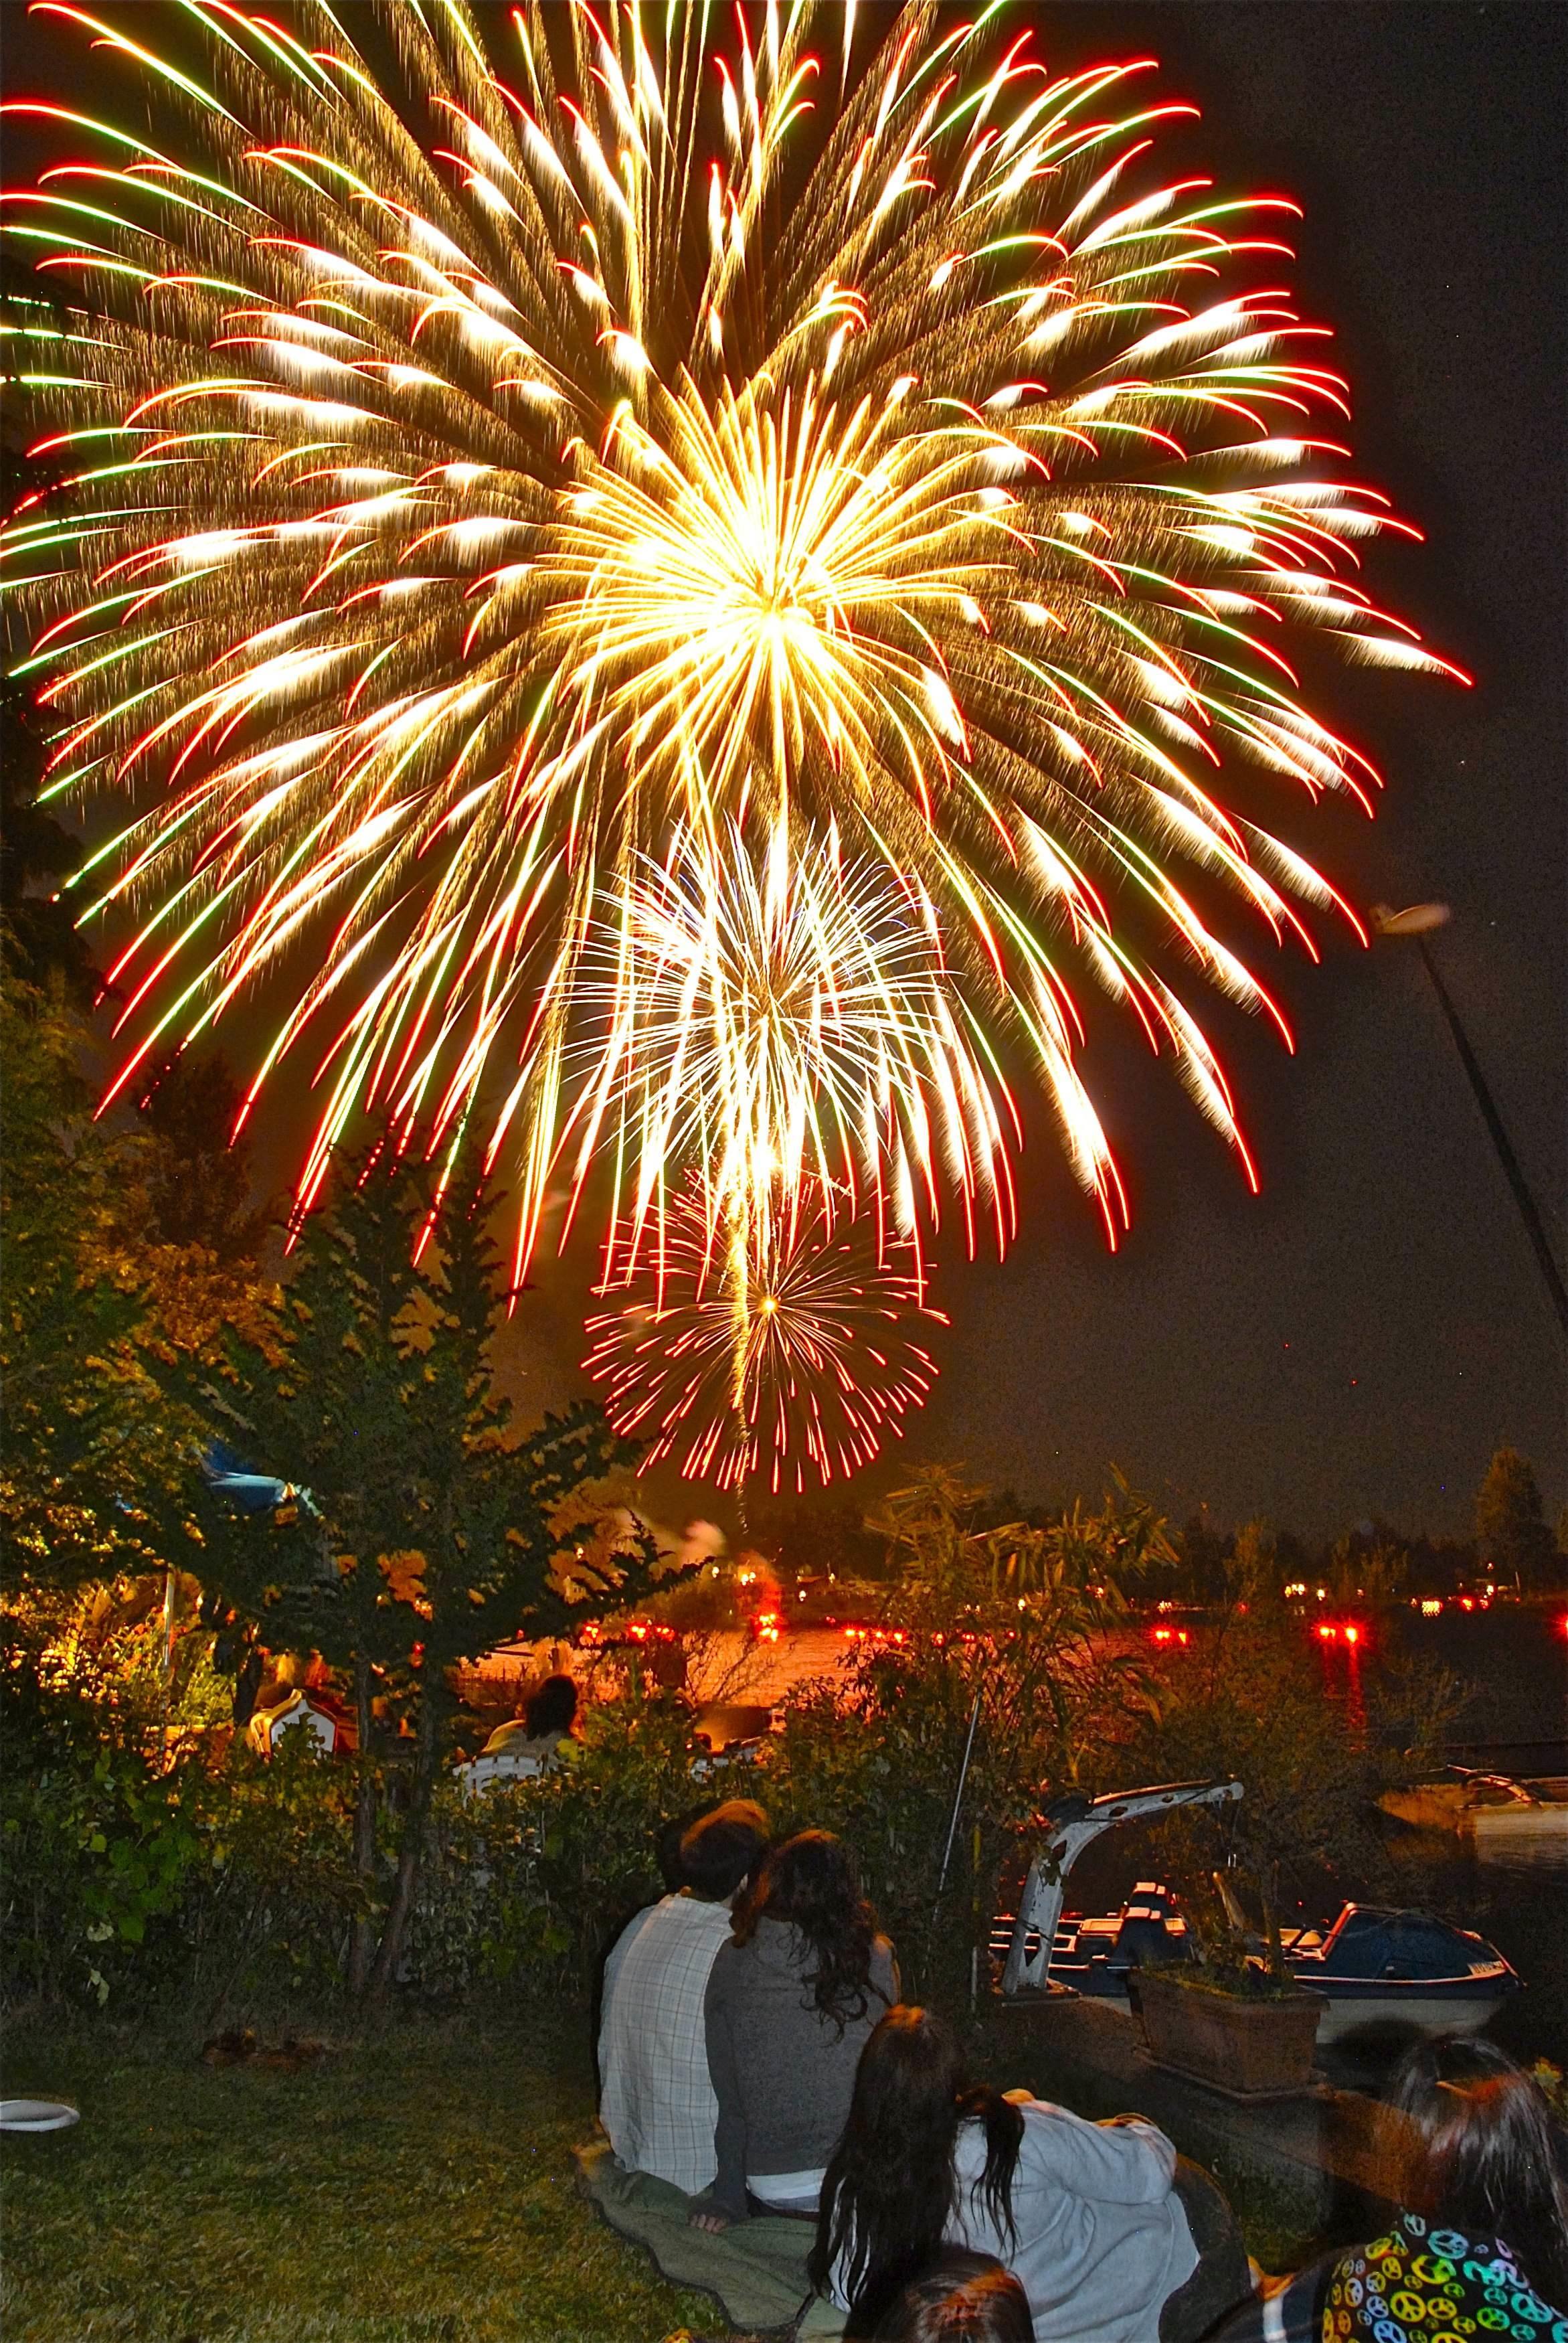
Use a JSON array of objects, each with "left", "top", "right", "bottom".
[
  {"left": 1209, "top": 2036, "right": 1568, "bottom": 2343},
  {"left": 1324, "top": 2037, "right": 1568, "bottom": 2343},
  {"left": 810, "top": 2006, "right": 1247, "bottom": 2341},
  {"left": 695, "top": 1832, "right": 897, "bottom": 2227}
]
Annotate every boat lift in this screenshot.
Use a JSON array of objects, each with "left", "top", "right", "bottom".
[{"left": 1000, "top": 1778, "right": 1243, "bottom": 1996}]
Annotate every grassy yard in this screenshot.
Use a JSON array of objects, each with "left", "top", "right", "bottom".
[
  {"left": 1, "top": 2009, "right": 716, "bottom": 2343},
  {"left": 3, "top": 1999, "right": 1334, "bottom": 2342}
]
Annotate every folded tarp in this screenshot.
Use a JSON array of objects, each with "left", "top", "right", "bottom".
[{"left": 573, "top": 2142, "right": 846, "bottom": 2338}]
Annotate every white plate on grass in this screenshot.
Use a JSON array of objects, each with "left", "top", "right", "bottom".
[{"left": 0, "top": 2099, "right": 80, "bottom": 2132}]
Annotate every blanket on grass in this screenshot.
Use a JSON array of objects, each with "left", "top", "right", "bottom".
[{"left": 573, "top": 2142, "right": 846, "bottom": 2338}]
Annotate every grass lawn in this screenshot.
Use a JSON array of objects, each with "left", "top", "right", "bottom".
[
  {"left": 3, "top": 1999, "right": 1335, "bottom": 2342},
  {"left": 1, "top": 2008, "right": 717, "bottom": 2343}
]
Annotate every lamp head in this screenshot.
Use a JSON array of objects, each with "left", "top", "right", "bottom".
[{"left": 1370, "top": 901, "right": 1452, "bottom": 938}]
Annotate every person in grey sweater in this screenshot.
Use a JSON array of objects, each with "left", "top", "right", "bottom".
[{"left": 695, "top": 1832, "right": 898, "bottom": 2227}]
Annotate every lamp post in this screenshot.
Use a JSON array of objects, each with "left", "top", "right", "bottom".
[{"left": 1373, "top": 902, "right": 1568, "bottom": 1341}]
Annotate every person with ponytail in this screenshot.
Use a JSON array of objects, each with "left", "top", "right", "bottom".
[{"left": 810, "top": 2006, "right": 1249, "bottom": 2342}]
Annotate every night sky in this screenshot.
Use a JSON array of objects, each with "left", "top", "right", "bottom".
[
  {"left": 899, "top": 1, "right": 1568, "bottom": 1541},
  {"left": 3, "top": 4, "right": 1563, "bottom": 1541}
]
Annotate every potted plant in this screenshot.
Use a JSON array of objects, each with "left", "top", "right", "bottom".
[{"left": 1130, "top": 1875, "right": 1326, "bottom": 2100}]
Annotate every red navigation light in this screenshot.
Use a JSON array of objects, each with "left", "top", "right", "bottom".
[
  {"left": 1316, "top": 1623, "right": 1335, "bottom": 1641},
  {"left": 1343, "top": 1624, "right": 1361, "bottom": 1646}
]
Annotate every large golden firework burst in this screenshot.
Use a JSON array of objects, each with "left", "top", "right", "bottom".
[{"left": 2, "top": 1, "right": 1460, "bottom": 1483}]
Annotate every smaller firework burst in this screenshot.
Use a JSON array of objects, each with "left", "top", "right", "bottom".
[{"left": 584, "top": 1184, "right": 947, "bottom": 1494}]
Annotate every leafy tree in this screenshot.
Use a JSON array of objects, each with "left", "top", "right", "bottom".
[
  {"left": 867, "top": 1463, "right": 1174, "bottom": 1603},
  {"left": 133, "top": 1050, "right": 272, "bottom": 1261},
  {"left": 0, "top": 976, "right": 160, "bottom": 1593},
  {"left": 746, "top": 1495, "right": 884, "bottom": 1583},
  {"left": 0, "top": 679, "right": 98, "bottom": 1003},
  {"left": 1474, "top": 1447, "right": 1557, "bottom": 1591},
  {"left": 157, "top": 1155, "right": 673, "bottom": 1996},
  {"left": 1173, "top": 1512, "right": 1231, "bottom": 1604},
  {"left": 1325, "top": 1528, "right": 1410, "bottom": 1609}
]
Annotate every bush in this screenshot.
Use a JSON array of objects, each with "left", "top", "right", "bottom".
[
  {"left": 1, "top": 1607, "right": 365, "bottom": 2013},
  {"left": 408, "top": 1680, "right": 740, "bottom": 1999},
  {"left": 2, "top": 1627, "right": 755, "bottom": 2016}
]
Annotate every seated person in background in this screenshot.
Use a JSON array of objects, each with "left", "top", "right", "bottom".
[
  {"left": 810, "top": 2005, "right": 1249, "bottom": 2343},
  {"left": 478, "top": 1678, "right": 581, "bottom": 1762},
  {"left": 697, "top": 1831, "right": 898, "bottom": 2229},
  {"left": 598, "top": 1800, "right": 771, "bottom": 2196},
  {"left": 873, "top": 2249, "right": 1034, "bottom": 2342},
  {"left": 1210, "top": 2035, "right": 1568, "bottom": 2343}
]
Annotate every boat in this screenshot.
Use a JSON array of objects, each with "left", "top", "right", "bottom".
[
  {"left": 989, "top": 1885, "right": 1519, "bottom": 2044},
  {"left": 1279, "top": 1903, "right": 1520, "bottom": 2042},
  {"left": 1380, "top": 1769, "right": 1568, "bottom": 1862},
  {"left": 989, "top": 1879, "right": 1199, "bottom": 2006}
]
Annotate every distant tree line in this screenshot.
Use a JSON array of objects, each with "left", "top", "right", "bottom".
[{"left": 749, "top": 1445, "right": 1564, "bottom": 1603}]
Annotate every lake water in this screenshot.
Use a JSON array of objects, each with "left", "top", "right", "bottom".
[{"left": 692, "top": 1603, "right": 1568, "bottom": 2065}]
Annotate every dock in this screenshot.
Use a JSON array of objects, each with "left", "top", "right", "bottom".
[{"left": 982, "top": 1992, "right": 1392, "bottom": 2246}]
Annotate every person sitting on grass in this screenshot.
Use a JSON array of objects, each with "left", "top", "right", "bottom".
[
  {"left": 871, "top": 2248, "right": 1034, "bottom": 2340},
  {"left": 598, "top": 1799, "right": 771, "bottom": 2196},
  {"left": 809, "top": 2004, "right": 1251, "bottom": 2342},
  {"left": 1209, "top": 2035, "right": 1568, "bottom": 2343},
  {"left": 694, "top": 1830, "right": 898, "bottom": 2229}
]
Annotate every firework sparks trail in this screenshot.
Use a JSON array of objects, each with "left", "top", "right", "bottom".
[
  {"left": 570, "top": 821, "right": 1013, "bottom": 1288},
  {"left": 584, "top": 1178, "right": 947, "bottom": 1494},
  {"left": 1, "top": 2, "right": 1462, "bottom": 1479}
]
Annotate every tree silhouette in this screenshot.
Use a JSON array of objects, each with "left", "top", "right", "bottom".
[{"left": 1474, "top": 1447, "right": 1557, "bottom": 1592}]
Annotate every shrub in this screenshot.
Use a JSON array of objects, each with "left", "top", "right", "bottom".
[
  {"left": 1, "top": 1610, "right": 205, "bottom": 2006},
  {"left": 408, "top": 1680, "right": 740, "bottom": 1999}
]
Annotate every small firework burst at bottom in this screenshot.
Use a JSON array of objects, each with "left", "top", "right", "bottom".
[{"left": 584, "top": 1190, "right": 946, "bottom": 1493}]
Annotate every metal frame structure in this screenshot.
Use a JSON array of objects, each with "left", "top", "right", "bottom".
[{"left": 1000, "top": 1778, "right": 1243, "bottom": 1995}]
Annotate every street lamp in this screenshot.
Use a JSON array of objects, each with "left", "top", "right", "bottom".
[{"left": 1372, "top": 903, "right": 1568, "bottom": 1341}]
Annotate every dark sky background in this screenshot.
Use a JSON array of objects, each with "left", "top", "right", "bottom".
[
  {"left": 896, "top": 1, "right": 1567, "bottom": 1542},
  {"left": 3, "top": 3, "right": 1563, "bottom": 1542}
]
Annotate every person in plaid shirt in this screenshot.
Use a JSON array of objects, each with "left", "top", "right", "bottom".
[{"left": 597, "top": 1800, "right": 771, "bottom": 2196}]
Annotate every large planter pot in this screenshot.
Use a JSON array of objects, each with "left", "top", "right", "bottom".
[{"left": 1134, "top": 1970, "right": 1324, "bottom": 2099}]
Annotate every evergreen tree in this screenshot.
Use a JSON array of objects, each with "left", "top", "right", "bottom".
[
  {"left": 157, "top": 1154, "right": 669, "bottom": 1994},
  {"left": 135, "top": 1049, "right": 271, "bottom": 1261}
]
